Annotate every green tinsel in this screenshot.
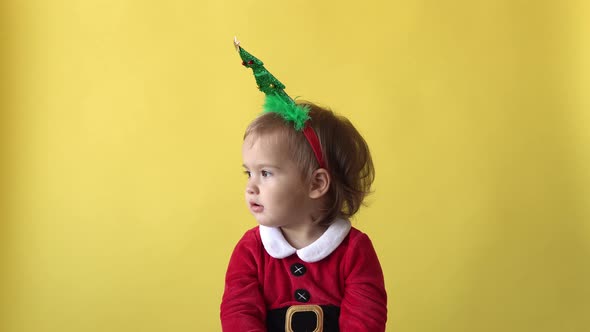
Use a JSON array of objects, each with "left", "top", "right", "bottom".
[{"left": 263, "top": 94, "right": 310, "bottom": 131}]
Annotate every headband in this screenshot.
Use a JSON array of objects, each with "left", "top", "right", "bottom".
[{"left": 234, "top": 37, "right": 326, "bottom": 170}]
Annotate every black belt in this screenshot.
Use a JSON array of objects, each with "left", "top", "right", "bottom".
[{"left": 266, "top": 304, "right": 340, "bottom": 332}]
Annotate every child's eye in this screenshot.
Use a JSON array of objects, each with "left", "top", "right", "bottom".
[
  {"left": 261, "top": 170, "right": 272, "bottom": 177},
  {"left": 243, "top": 170, "right": 251, "bottom": 178}
]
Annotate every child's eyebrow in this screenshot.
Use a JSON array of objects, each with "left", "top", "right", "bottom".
[{"left": 242, "top": 164, "right": 281, "bottom": 170}]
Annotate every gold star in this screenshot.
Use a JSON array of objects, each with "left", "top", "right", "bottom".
[{"left": 233, "top": 36, "right": 240, "bottom": 52}]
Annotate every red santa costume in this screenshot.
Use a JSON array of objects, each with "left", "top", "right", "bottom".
[{"left": 220, "top": 219, "right": 387, "bottom": 331}]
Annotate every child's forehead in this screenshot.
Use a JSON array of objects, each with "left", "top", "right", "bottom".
[
  {"left": 244, "top": 130, "right": 290, "bottom": 149},
  {"left": 243, "top": 131, "right": 295, "bottom": 166}
]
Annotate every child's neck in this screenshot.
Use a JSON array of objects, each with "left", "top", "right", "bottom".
[{"left": 280, "top": 223, "right": 329, "bottom": 249}]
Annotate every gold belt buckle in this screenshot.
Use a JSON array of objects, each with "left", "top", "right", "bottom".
[{"left": 285, "top": 304, "right": 324, "bottom": 332}]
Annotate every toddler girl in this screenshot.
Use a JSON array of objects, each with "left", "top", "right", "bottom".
[{"left": 220, "top": 38, "right": 387, "bottom": 332}]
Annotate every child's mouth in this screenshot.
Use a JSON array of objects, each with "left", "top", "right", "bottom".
[{"left": 249, "top": 202, "right": 264, "bottom": 213}]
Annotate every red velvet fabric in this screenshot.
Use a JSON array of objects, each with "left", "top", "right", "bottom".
[{"left": 220, "top": 227, "right": 387, "bottom": 331}]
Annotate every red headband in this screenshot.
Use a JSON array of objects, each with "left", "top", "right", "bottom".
[{"left": 302, "top": 123, "right": 326, "bottom": 169}]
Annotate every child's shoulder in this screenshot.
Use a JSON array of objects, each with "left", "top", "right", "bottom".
[
  {"left": 234, "top": 225, "right": 265, "bottom": 247},
  {"left": 348, "top": 226, "right": 368, "bottom": 238},
  {"left": 240, "top": 225, "right": 262, "bottom": 241},
  {"left": 231, "top": 226, "right": 263, "bottom": 254},
  {"left": 347, "top": 226, "right": 376, "bottom": 247}
]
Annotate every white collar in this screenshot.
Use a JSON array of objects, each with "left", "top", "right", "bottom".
[{"left": 259, "top": 219, "right": 351, "bottom": 263}]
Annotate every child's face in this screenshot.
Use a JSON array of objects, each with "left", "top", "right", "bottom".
[{"left": 242, "top": 132, "right": 312, "bottom": 228}]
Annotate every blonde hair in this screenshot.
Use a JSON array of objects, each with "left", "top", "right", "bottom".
[{"left": 244, "top": 102, "right": 375, "bottom": 225}]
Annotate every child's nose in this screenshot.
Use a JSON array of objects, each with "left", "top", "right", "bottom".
[{"left": 246, "top": 183, "right": 259, "bottom": 195}]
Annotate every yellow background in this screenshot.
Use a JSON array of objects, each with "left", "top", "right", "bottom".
[{"left": 2, "top": 1, "right": 589, "bottom": 331}]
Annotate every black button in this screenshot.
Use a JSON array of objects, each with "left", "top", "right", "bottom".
[
  {"left": 290, "top": 263, "right": 306, "bottom": 276},
  {"left": 294, "top": 289, "right": 310, "bottom": 303}
]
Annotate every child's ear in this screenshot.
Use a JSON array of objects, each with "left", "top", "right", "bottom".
[{"left": 309, "top": 168, "right": 330, "bottom": 199}]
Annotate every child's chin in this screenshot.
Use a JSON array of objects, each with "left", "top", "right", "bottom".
[{"left": 256, "top": 219, "right": 276, "bottom": 227}]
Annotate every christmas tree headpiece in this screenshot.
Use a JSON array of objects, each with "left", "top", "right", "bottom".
[{"left": 234, "top": 37, "right": 326, "bottom": 169}]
